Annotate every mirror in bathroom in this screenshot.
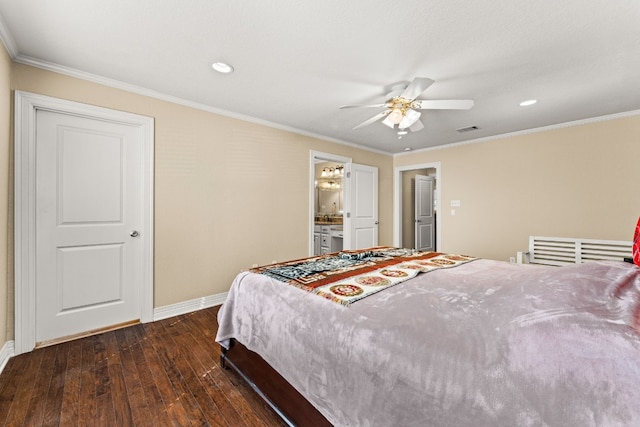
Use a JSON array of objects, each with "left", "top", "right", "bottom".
[{"left": 315, "top": 162, "right": 344, "bottom": 221}]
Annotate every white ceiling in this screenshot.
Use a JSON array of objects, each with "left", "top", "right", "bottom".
[{"left": 1, "top": 0, "right": 639, "bottom": 154}]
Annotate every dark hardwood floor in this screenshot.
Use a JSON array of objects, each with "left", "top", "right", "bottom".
[{"left": 0, "top": 306, "right": 287, "bottom": 426}]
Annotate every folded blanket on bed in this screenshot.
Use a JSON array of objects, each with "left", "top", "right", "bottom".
[{"left": 250, "top": 247, "right": 477, "bottom": 305}]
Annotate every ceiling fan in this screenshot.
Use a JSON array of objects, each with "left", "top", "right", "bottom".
[{"left": 340, "top": 77, "right": 474, "bottom": 133}]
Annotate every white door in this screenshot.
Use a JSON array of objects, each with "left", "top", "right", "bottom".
[
  {"left": 414, "top": 175, "right": 435, "bottom": 251},
  {"left": 344, "top": 163, "right": 378, "bottom": 250},
  {"left": 34, "top": 109, "right": 144, "bottom": 344}
]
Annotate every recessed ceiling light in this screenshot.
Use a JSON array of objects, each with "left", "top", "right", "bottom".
[
  {"left": 520, "top": 99, "right": 537, "bottom": 107},
  {"left": 211, "top": 62, "right": 234, "bottom": 74},
  {"left": 404, "top": 147, "right": 412, "bottom": 151},
  {"left": 397, "top": 131, "right": 408, "bottom": 135}
]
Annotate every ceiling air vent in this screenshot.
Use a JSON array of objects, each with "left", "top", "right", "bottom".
[{"left": 456, "top": 125, "right": 479, "bottom": 133}]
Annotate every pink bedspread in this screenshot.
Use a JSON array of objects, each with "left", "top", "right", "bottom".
[{"left": 216, "top": 259, "right": 640, "bottom": 426}]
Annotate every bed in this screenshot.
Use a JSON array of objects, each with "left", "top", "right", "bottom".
[{"left": 216, "top": 242, "right": 640, "bottom": 426}]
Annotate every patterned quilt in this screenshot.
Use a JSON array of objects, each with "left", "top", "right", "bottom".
[{"left": 250, "top": 247, "right": 477, "bottom": 305}]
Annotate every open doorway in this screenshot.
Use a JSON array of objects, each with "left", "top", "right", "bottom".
[
  {"left": 394, "top": 162, "right": 441, "bottom": 250},
  {"left": 309, "top": 151, "right": 351, "bottom": 256},
  {"left": 313, "top": 160, "right": 345, "bottom": 256},
  {"left": 401, "top": 170, "right": 436, "bottom": 249},
  {"left": 309, "top": 151, "right": 379, "bottom": 255}
]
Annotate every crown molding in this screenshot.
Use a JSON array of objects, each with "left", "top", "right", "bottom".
[
  {"left": 9, "top": 53, "right": 640, "bottom": 160},
  {"left": 10, "top": 30, "right": 635, "bottom": 160},
  {"left": 394, "top": 109, "right": 640, "bottom": 158},
  {"left": 13, "top": 54, "right": 391, "bottom": 156}
]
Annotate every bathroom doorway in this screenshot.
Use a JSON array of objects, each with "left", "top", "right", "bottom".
[
  {"left": 309, "top": 151, "right": 379, "bottom": 255},
  {"left": 309, "top": 151, "right": 351, "bottom": 256}
]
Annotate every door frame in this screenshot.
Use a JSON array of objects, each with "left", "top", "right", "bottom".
[
  {"left": 393, "top": 162, "right": 441, "bottom": 250},
  {"left": 309, "top": 151, "right": 352, "bottom": 256},
  {"left": 14, "top": 91, "right": 155, "bottom": 355}
]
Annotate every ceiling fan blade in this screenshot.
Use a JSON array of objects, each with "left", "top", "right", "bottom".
[
  {"left": 340, "top": 103, "right": 387, "bottom": 109},
  {"left": 409, "top": 119, "right": 424, "bottom": 132},
  {"left": 414, "top": 99, "right": 474, "bottom": 110},
  {"left": 400, "top": 77, "right": 435, "bottom": 100},
  {"left": 353, "top": 111, "right": 389, "bottom": 129}
]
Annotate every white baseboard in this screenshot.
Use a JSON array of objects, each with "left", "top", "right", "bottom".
[
  {"left": 0, "top": 294, "right": 227, "bottom": 374},
  {"left": 153, "top": 292, "right": 228, "bottom": 321},
  {"left": 0, "top": 340, "right": 15, "bottom": 375}
]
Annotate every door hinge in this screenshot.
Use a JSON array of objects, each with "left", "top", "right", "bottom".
[
  {"left": 346, "top": 171, "right": 351, "bottom": 178},
  {"left": 346, "top": 212, "right": 351, "bottom": 218}
]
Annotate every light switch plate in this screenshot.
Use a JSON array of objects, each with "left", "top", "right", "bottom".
[{"left": 450, "top": 200, "right": 461, "bottom": 207}]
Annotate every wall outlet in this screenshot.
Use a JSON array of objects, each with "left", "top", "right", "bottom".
[
  {"left": 252, "top": 263, "right": 258, "bottom": 268},
  {"left": 509, "top": 257, "right": 516, "bottom": 264}
]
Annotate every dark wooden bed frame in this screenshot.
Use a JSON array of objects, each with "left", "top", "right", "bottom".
[{"left": 220, "top": 338, "right": 332, "bottom": 426}]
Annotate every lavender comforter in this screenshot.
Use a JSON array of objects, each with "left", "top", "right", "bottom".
[{"left": 216, "top": 259, "right": 640, "bottom": 426}]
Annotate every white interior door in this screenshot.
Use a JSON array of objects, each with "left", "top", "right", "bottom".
[
  {"left": 414, "top": 175, "right": 435, "bottom": 251},
  {"left": 34, "top": 109, "right": 144, "bottom": 344},
  {"left": 344, "top": 163, "right": 378, "bottom": 250},
  {"left": 15, "top": 92, "right": 154, "bottom": 354}
]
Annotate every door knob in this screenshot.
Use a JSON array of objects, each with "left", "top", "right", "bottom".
[{"left": 130, "top": 230, "right": 140, "bottom": 237}]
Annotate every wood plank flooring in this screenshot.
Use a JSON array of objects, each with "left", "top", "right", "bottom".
[{"left": 0, "top": 306, "right": 287, "bottom": 426}]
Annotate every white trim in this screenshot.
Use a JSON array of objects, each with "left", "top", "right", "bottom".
[
  {"left": 13, "top": 91, "right": 155, "bottom": 355},
  {"left": 309, "top": 151, "right": 352, "bottom": 256},
  {"left": 13, "top": 54, "right": 390, "bottom": 156},
  {"left": 8, "top": 52, "right": 640, "bottom": 158},
  {"left": 0, "top": 340, "right": 15, "bottom": 375},
  {"left": 0, "top": 291, "right": 228, "bottom": 371},
  {"left": 3, "top": 26, "right": 638, "bottom": 160},
  {"left": 394, "top": 109, "right": 640, "bottom": 158},
  {"left": 393, "top": 162, "right": 442, "bottom": 250},
  {"left": 153, "top": 292, "right": 228, "bottom": 321}
]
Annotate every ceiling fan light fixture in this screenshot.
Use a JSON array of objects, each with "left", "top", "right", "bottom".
[
  {"left": 388, "top": 108, "right": 404, "bottom": 125},
  {"left": 342, "top": 77, "right": 473, "bottom": 134},
  {"left": 382, "top": 116, "right": 396, "bottom": 128},
  {"left": 399, "top": 109, "right": 421, "bottom": 129}
]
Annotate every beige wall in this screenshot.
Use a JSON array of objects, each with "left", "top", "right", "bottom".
[
  {"left": 7, "top": 63, "right": 393, "bottom": 319},
  {"left": 0, "top": 44, "right": 11, "bottom": 349},
  {"left": 395, "top": 116, "right": 640, "bottom": 261}
]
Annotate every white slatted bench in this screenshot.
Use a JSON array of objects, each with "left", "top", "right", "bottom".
[{"left": 517, "top": 236, "right": 633, "bottom": 266}]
